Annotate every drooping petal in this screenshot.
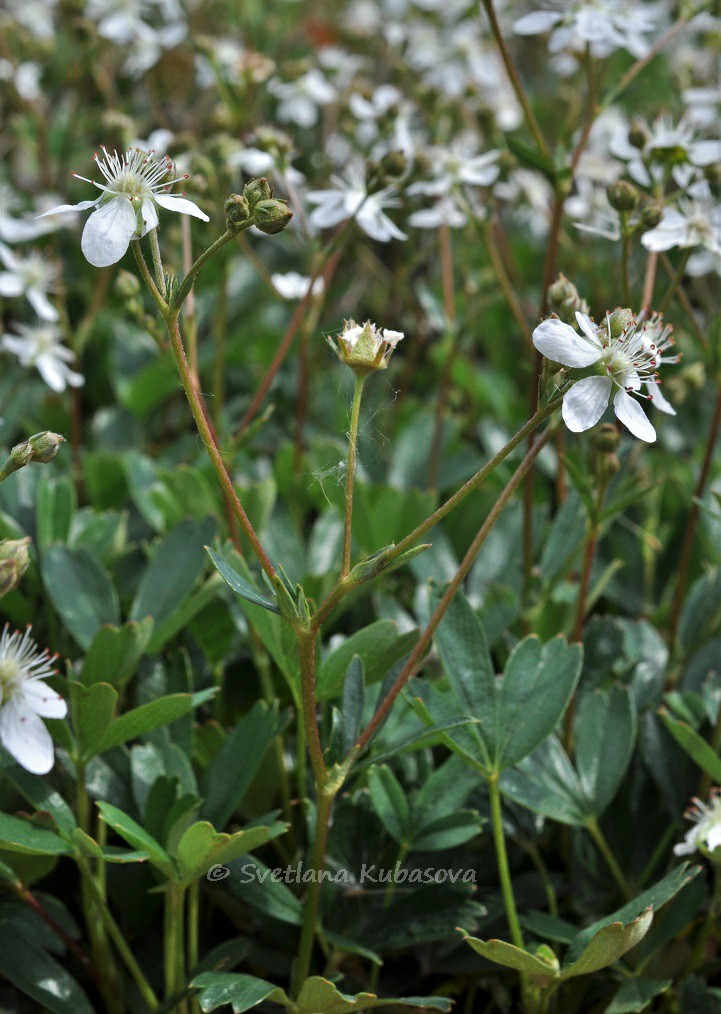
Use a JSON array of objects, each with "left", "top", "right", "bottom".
[
  {"left": 22, "top": 680, "right": 67, "bottom": 719},
  {"left": 575, "top": 311, "right": 604, "bottom": 346},
  {"left": 0, "top": 273, "right": 24, "bottom": 297},
  {"left": 27, "top": 286, "right": 60, "bottom": 322},
  {"left": 614, "top": 389, "right": 656, "bottom": 442},
  {"left": 646, "top": 379, "right": 675, "bottom": 415},
  {"left": 153, "top": 194, "right": 209, "bottom": 222},
  {"left": 533, "top": 318, "right": 602, "bottom": 368},
  {"left": 35, "top": 353, "right": 68, "bottom": 392},
  {"left": 0, "top": 698, "right": 55, "bottom": 774},
  {"left": 36, "top": 199, "right": 100, "bottom": 219},
  {"left": 562, "top": 376, "right": 611, "bottom": 432},
  {"left": 81, "top": 197, "right": 137, "bottom": 267},
  {"left": 140, "top": 197, "right": 159, "bottom": 236}
]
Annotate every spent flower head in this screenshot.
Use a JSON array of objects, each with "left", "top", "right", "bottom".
[
  {"left": 37, "top": 146, "right": 209, "bottom": 267},
  {"left": 0, "top": 624, "right": 66, "bottom": 774},
  {"left": 329, "top": 320, "right": 404, "bottom": 377}
]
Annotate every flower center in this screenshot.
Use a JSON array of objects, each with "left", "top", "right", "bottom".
[
  {"left": 0, "top": 658, "right": 21, "bottom": 701},
  {"left": 600, "top": 346, "right": 633, "bottom": 383}
]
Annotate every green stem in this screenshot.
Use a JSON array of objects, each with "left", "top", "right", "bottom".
[
  {"left": 132, "top": 240, "right": 167, "bottom": 314},
  {"left": 173, "top": 229, "right": 236, "bottom": 311},
  {"left": 342, "top": 376, "right": 366, "bottom": 577},
  {"left": 165, "top": 883, "right": 188, "bottom": 1011},
  {"left": 77, "top": 857, "right": 159, "bottom": 1010},
  {"left": 291, "top": 788, "right": 336, "bottom": 996},
  {"left": 658, "top": 249, "right": 691, "bottom": 314},
  {"left": 213, "top": 257, "right": 228, "bottom": 428},
  {"left": 296, "top": 628, "right": 326, "bottom": 789},
  {"left": 164, "top": 313, "right": 276, "bottom": 581},
  {"left": 187, "top": 880, "right": 200, "bottom": 974},
  {"left": 479, "top": 0, "right": 550, "bottom": 160},
  {"left": 149, "top": 228, "right": 167, "bottom": 297},
  {"left": 621, "top": 230, "right": 632, "bottom": 307},
  {"left": 488, "top": 774, "right": 525, "bottom": 950},
  {"left": 586, "top": 818, "right": 631, "bottom": 899},
  {"left": 477, "top": 216, "right": 533, "bottom": 350},
  {"left": 601, "top": 15, "right": 693, "bottom": 110}
]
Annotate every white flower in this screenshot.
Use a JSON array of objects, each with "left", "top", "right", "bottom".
[
  {"left": 268, "top": 69, "right": 337, "bottom": 128},
  {"left": 0, "top": 625, "right": 66, "bottom": 775},
  {"left": 611, "top": 114, "right": 720, "bottom": 189},
  {"left": 513, "top": 0, "right": 661, "bottom": 59},
  {"left": 330, "top": 319, "right": 404, "bottom": 371},
  {"left": 683, "top": 86, "right": 721, "bottom": 130},
  {"left": 2, "top": 322, "right": 84, "bottom": 392},
  {"left": 307, "top": 165, "right": 407, "bottom": 243},
  {"left": 0, "top": 243, "right": 59, "bottom": 321},
  {"left": 271, "top": 272, "right": 325, "bottom": 301},
  {"left": 641, "top": 197, "right": 721, "bottom": 273},
  {"left": 674, "top": 790, "right": 721, "bottom": 858},
  {"left": 533, "top": 309, "right": 677, "bottom": 442},
  {"left": 36, "top": 147, "right": 209, "bottom": 268},
  {"left": 407, "top": 143, "right": 500, "bottom": 198},
  {"left": 408, "top": 195, "right": 469, "bottom": 229}
]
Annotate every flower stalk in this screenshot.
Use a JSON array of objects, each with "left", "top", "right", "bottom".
[{"left": 342, "top": 375, "right": 366, "bottom": 577}]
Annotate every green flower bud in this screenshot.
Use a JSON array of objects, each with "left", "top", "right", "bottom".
[
  {"left": 639, "top": 204, "right": 664, "bottom": 230},
  {"left": 224, "top": 194, "right": 252, "bottom": 233},
  {"left": 253, "top": 198, "right": 293, "bottom": 235},
  {"left": 547, "top": 274, "right": 589, "bottom": 325},
  {"left": 114, "top": 270, "right": 141, "bottom": 300},
  {"left": 0, "top": 432, "right": 64, "bottom": 481},
  {"left": 607, "top": 180, "right": 639, "bottom": 212},
  {"left": 628, "top": 121, "right": 650, "bottom": 149},
  {"left": 379, "top": 149, "right": 408, "bottom": 181},
  {"left": 243, "top": 177, "right": 272, "bottom": 208},
  {"left": 607, "top": 308, "right": 635, "bottom": 339},
  {"left": 0, "top": 537, "right": 31, "bottom": 598},
  {"left": 591, "top": 422, "right": 621, "bottom": 454}
]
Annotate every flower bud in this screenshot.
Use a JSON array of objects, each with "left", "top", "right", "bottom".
[
  {"left": 224, "top": 194, "right": 252, "bottom": 233},
  {"left": 703, "top": 162, "right": 721, "bottom": 187},
  {"left": 628, "top": 121, "right": 650, "bottom": 149},
  {"left": 591, "top": 422, "right": 621, "bottom": 454},
  {"left": 329, "top": 319, "right": 404, "bottom": 377},
  {"left": 0, "top": 537, "right": 31, "bottom": 598},
  {"left": 379, "top": 150, "right": 408, "bottom": 181},
  {"left": 591, "top": 424, "right": 621, "bottom": 483},
  {"left": 253, "top": 198, "right": 293, "bottom": 235},
  {"left": 607, "top": 180, "right": 638, "bottom": 212},
  {"left": 639, "top": 204, "right": 663, "bottom": 230},
  {"left": 243, "top": 177, "right": 272, "bottom": 208},
  {"left": 114, "top": 270, "right": 141, "bottom": 300},
  {"left": 0, "top": 432, "right": 65, "bottom": 481},
  {"left": 607, "top": 308, "right": 635, "bottom": 339},
  {"left": 547, "top": 274, "right": 589, "bottom": 325}
]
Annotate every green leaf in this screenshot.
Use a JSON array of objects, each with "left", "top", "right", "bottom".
[
  {"left": 575, "top": 685, "right": 637, "bottom": 816},
  {"left": 341, "top": 656, "right": 365, "bottom": 753},
  {"left": 501, "top": 735, "right": 587, "bottom": 825},
  {"left": 201, "top": 701, "right": 285, "bottom": 830},
  {"left": 148, "top": 575, "right": 222, "bottom": 653},
  {"left": 70, "top": 681, "right": 118, "bottom": 761},
  {"left": 92, "top": 690, "right": 216, "bottom": 756},
  {"left": 224, "top": 856, "right": 303, "bottom": 925},
  {"left": 293, "top": 976, "right": 452, "bottom": 1011},
  {"left": 317, "top": 621, "right": 419, "bottom": 699},
  {"left": 505, "top": 134, "right": 557, "bottom": 181},
  {"left": 0, "top": 926, "right": 93, "bottom": 1013},
  {"left": 41, "top": 546, "right": 119, "bottom": 650},
  {"left": 130, "top": 517, "right": 216, "bottom": 627},
  {"left": 560, "top": 911, "right": 653, "bottom": 979},
  {"left": 460, "top": 933, "right": 560, "bottom": 984},
  {"left": 368, "top": 765, "right": 410, "bottom": 844},
  {"left": 0, "top": 814, "right": 71, "bottom": 856},
  {"left": 0, "top": 760, "right": 77, "bottom": 836},
  {"left": 97, "top": 801, "right": 175, "bottom": 878},
  {"left": 36, "top": 474, "right": 76, "bottom": 550},
  {"left": 81, "top": 619, "right": 154, "bottom": 687},
  {"left": 660, "top": 710, "right": 721, "bottom": 783},
  {"left": 191, "top": 972, "right": 279, "bottom": 1013},
  {"left": 412, "top": 810, "right": 484, "bottom": 851},
  {"left": 606, "top": 977, "right": 672, "bottom": 1013},
  {"left": 207, "top": 546, "right": 280, "bottom": 613},
  {"left": 175, "top": 820, "right": 287, "bottom": 885}
]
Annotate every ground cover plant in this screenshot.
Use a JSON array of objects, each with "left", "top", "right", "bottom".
[{"left": 0, "top": 0, "right": 720, "bottom": 1011}]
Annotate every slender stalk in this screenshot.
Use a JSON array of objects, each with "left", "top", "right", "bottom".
[
  {"left": 621, "top": 232, "right": 632, "bottom": 307},
  {"left": 586, "top": 819, "right": 631, "bottom": 899},
  {"left": 291, "top": 788, "right": 335, "bottom": 996},
  {"left": 641, "top": 252, "right": 658, "bottom": 311},
  {"left": 149, "top": 228, "right": 167, "bottom": 298},
  {"left": 429, "top": 224, "right": 459, "bottom": 489},
  {"left": 165, "top": 314, "right": 276, "bottom": 581},
  {"left": 488, "top": 774, "right": 525, "bottom": 949},
  {"left": 173, "top": 229, "right": 235, "bottom": 311},
  {"left": 354, "top": 425, "right": 556, "bottom": 753},
  {"left": 572, "top": 480, "right": 608, "bottom": 642},
  {"left": 296, "top": 628, "right": 326, "bottom": 789},
  {"left": 601, "top": 15, "right": 692, "bottom": 109},
  {"left": 132, "top": 241, "right": 167, "bottom": 314},
  {"left": 668, "top": 386, "right": 721, "bottom": 650},
  {"left": 658, "top": 250, "right": 691, "bottom": 315},
  {"left": 479, "top": 0, "right": 550, "bottom": 159},
  {"left": 660, "top": 253, "right": 709, "bottom": 352},
  {"left": 478, "top": 216, "right": 533, "bottom": 350},
  {"left": 187, "top": 879, "right": 200, "bottom": 975},
  {"left": 164, "top": 884, "right": 188, "bottom": 1012},
  {"left": 180, "top": 215, "right": 198, "bottom": 379},
  {"left": 213, "top": 258, "right": 228, "bottom": 427},
  {"left": 342, "top": 376, "right": 366, "bottom": 577},
  {"left": 77, "top": 857, "right": 159, "bottom": 1010}
]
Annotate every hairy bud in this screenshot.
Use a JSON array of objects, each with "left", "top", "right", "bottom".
[
  {"left": 639, "top": 204, "right": 664, "bottom": 230},
  {"left": 244, "top": 177, "right": 272, "bottom": 209},
  {"left": 607, "top": 308, "right": 635, "bottom": 339},
  {"left": 628, "top": 121, "right": 650, "bottom": 150},
  {"left": 607, "top": 180, "right": 639, "bottom": 212},
  {"left": 0, "top": 432, "right": 65, "bottom": 481},
  {"left": 547, "top": 274, "right": 589, "bottom": 325},
  {"left": 0, "top": 537, "right": 31, "bottom": 598},
  {"left": 114, "top": 270, "right": 141, "bottom": 300},
  {"left": 253, "top": 198, "right": 293, "bottom": 235},
  {"left": 224, "top": 194, "right": 252, "bottom": 233}
]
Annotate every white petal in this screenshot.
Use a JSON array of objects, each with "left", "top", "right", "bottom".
[
  {"left": 140, "top": 198, "right": 159, "bottom": 236},
  {"left": 614, "top": 389, "right": 656, "bottom": 442},
  {"left": 646, "top": 379, "right": 675, "bottom": 415},
  {"left": 706, "top": 824, "right": 721, "bottom": 851},
  {"left": 0, "top": 699, "right": 55, "bottom": 774},
  {"left": 0, "top": 272, "right": 24, "bottom": 297},
  {"left": 575, "top": 311, "right": 603, "bottom": 345},
  {"left": 562, "top": 376, "right": 612, "bottom": 432},
  {"left": 690, "top": 140, "right": 721, "bottom": 166},
  {"left": 27, "top": 287, "right": 59, "bottom": 322},
  {"left": 22, "top": 680, "right": 67, "bottom": 718},
  {"left": 36, "top": 199, "right": 99, "bottom": 219},
  {"left": 513, "top": 10, "right": 563, "bottom": 34},
  {"left": 35, "top": 354, "right": 67, "bottom": 392},
  {"left": 81, "top": 197, "right": 137, "bottom": 268},
  {"left": 154, "top": 194, "right": 209, "bottom": 222},
  {"left": 533, "top": 318, "right": 601, "bottom": 368}
]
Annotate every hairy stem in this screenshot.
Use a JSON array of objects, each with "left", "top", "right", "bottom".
[
  {"left": 291, "top": 788, "right": 335, "bottom": 995},
  {"left": 488, "top": 774, "right": 525, "bottom": 949},
  {"left": 342, "top": 376, "right": 366, "bottom": 577}
]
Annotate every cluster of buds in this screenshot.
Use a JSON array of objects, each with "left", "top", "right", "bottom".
[
  {"left": 0, "top": 537, "right": 30, "bottom": 598},
  {"left": 225, "top": 177, "right": 293, "bottom": 235},
  {"left": 546, "top": 274, "right": 589, "bottom": 325},
  {"left": 329, "top": 320, "right": 404, "bottom": 377},
  {"left": 0, "top": 432, "right": 65, "bottom": 482}
]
